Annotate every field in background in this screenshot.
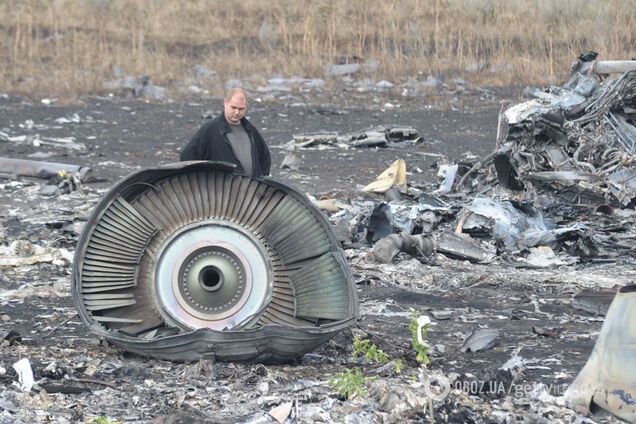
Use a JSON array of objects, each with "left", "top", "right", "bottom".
[{"left": 1, "top": 0, "right": 634, "bottom": 97}]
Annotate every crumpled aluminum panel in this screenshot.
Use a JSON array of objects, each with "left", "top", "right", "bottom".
[
  {"left": 72, "top": 161, "right": 358, "bottom": 362},
  {"left": 565, "top": 284, "right": 636, "bottom": 422}
]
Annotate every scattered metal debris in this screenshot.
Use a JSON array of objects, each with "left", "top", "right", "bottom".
[
  {"left": 0, "top": 241, "right": 72, "bottom": 267},
  {"left": 289, "top": 126, "right": 421, "bottom": 149},
  {"left": 0, "top": 157, "right": 92, "bottom": 182}
]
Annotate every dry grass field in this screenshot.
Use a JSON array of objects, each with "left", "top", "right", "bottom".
[{"left": 1, "top": 0, "right": 635, "bottom": 96}]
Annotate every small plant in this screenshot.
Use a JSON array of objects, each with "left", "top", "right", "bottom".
[
  {"left": 328, "top": 369, "right": 375, "bottom": 400},
  {"left": 408, "top": 309, "right": 430, "bottom": 365},
  {"left": 90, "top": 417, "right": 120, "bottom": 424},
  {"left": 394, "top": 358, "right": 404, "bottom": 374},
  {"left": 352, "top": 337, "right": 389, "bottom": 364}
]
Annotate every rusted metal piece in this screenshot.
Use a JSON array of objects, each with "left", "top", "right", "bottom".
[
  {"left": 0, "top": 157, "right": 92, "bottom": 181},
  {"left": 72, "top": 161, "right": 358, "bottom": 362},
  {"left": 565, "top": 285, "right": 636, "bottom": 422}
]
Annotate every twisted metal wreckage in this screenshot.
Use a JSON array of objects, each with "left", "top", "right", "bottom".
[
  {"left": 493, "top": 57, "right": 636, "bottom": 207},
  {"left": 71, "top": 161, "right": 358, "bottom": 363}
]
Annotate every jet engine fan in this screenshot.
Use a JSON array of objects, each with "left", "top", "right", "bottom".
[{"left": 72, "top": 161, "right": 358, "bottom": 362}]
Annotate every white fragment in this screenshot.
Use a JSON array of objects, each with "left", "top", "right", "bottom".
[{"left": 12, "top": 358, "right": 35, "bottom": 392}]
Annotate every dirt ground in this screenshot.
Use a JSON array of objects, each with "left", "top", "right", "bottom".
[{"left": 0, "top": 87, "right": 633, "bottom": 423}]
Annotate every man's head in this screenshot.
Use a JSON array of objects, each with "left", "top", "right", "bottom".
[{"left": 224, "top": 88, "right": 247, "bottom": 125}]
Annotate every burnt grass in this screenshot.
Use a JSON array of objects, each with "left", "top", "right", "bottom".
[{"left": 0, "top": 88, "right": 631, "bottom": 423}]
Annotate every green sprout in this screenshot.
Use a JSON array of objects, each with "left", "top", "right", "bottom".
[
  {"left": 328, "top": 369, "right": 376, "bottom": 400},
  {"left": 408, "top": 309, "right": 430, "bottom": 365},
  {"left": 352, "top": 337, "right": 389, "bottom": 364}
]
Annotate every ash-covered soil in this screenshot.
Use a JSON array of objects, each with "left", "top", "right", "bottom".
[{"left": 0, "top": 88, "right": 632, "bottom": 423}]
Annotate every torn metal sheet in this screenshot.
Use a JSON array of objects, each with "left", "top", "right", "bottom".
[
  {"left": 436, "top": 232, "right": 496, "bottom": 263},
  {"left": 388, "top": 201, "right": 448, "bottom": 235},
  {"left": 348, "top": 126, "right": 420, "bottom": 147},
  {"left": 0, "top": 157, "right": 92, "bottom": 182},
  {"left": 362, "top": 159, "right": 406, "bottom": 193},
  {"left": 104, "top": 74, "right": 167, "bottom": 100},
  {"left": 607, "top": 167, "right": 636, "bottom": 206},
  {"left": 385, "top": 126, "right": 419, "bottom": 142},
  {"left": 525, "top": 171, "right": 602, "bottom": 184},
  {"left": 323, "top": 60, "right": 379, "bottom": 76},
  {"left": 606, "top": 112, "right": 636, "bottom": 153},
  {"left": 518, "top": 224, "right": 590, "bottom": 251},
  {"left": 72, "top": 161, "right": 358, "bottom": 362},
  {"left": 312, "top": 198, "right": 340, "bottom": 213},
  {"left": 0, "top": 241, "right": 71, "bottom": 266},
  {"left": 434, "top": 163, "right": 458, "bottom": 194},
  {"left": 349, "top": 128, "right": 388, "bottom": 148},
  {"left": 565, "top": 285, "right": 636, "bottom": 422},
  {"left": 369, "top": 380, "right": 426, "bottom": 420},
  {"left": 531, "top": 326, "right": 562, "bottom": 338},
  {"left": 460, "top": 197, "right": 548, "bottom": 251},
  {"left": 460, "top": 328, "right": 499, "bottom": 352},
  {"left": 34, "top": 136, "right": 86, "bottom": 151}
]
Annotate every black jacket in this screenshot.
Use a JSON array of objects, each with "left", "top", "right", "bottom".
[{"left": 180, "top": 115, "right": 271, "bottom": 177}]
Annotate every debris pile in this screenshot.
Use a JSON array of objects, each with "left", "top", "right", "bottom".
[
  {"left": 493, "top": 58, "right": 636, "bottom": 207},
  {"left": 328, "top": 151, "right": 636, "bottom": 268},
  {"left": 0, "top": 157, "right": 91, "bottom": 196}
]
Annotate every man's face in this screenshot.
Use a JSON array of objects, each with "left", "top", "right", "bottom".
[{"left": 224, "top": 94, "right": 247, "bottom": 125}]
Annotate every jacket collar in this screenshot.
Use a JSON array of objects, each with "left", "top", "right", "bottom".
[{"left": 220, "top": 115, "right": 253, "bottom": 134}]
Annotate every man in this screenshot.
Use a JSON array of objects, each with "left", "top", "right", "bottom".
[{"left": 180, "top": 88, "right": 271, "bottom": 177}]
